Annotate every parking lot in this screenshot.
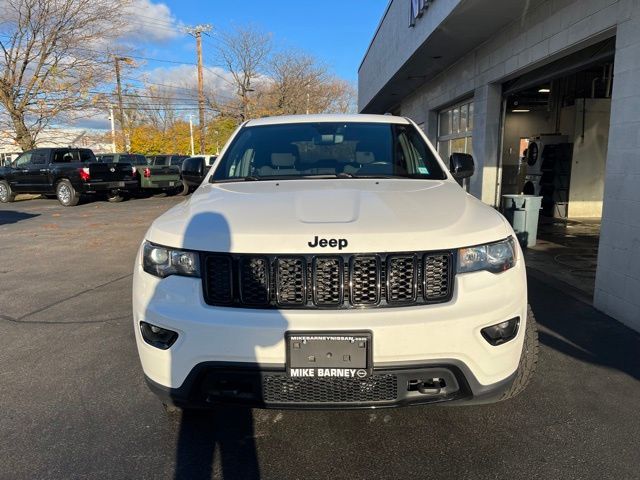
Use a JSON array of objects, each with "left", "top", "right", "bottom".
[{"left": 1, "top": 195, "right": 639, "bottom": 480}]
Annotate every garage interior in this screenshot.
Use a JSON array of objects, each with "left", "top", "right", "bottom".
[{"left": 498, "top": 38, "right": 615, "bottom": 299}]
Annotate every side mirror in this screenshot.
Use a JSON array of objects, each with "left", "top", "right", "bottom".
[{"left": 449, "top": 153, "right": 474, "bottom": 179}]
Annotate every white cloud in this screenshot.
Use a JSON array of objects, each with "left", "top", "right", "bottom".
[
  {"left": 141, "top": 64, "right": 238, "bottom": 101},
  {"left": 120, "top": 0, "right": 183, "bottom": 43},
  {"left": 64, "top": 116, "right": 111, "bottom": 130}
]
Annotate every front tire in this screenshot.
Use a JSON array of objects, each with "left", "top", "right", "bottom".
[
  {"left": 177, "top": 180, "right": 190, "bottom": 196},
  {"left": 500, "top": 305, "right": 539, "bottom": 401},
  {"left": 56, "top": 179, "right": 80, "bottom": 206},
  {"left": 0, "top": 180, "right": 16, "bottom": 203}
]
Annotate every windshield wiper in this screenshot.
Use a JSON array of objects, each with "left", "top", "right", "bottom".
[
  {"left": 296, "top": 173, "right": 355, "bottom": 179},
  {"left": 348, "top": 174, "right": 411, "bottom": 179},
  {"left": 211, "top": 175, "right": 262, "bottom": 183}
]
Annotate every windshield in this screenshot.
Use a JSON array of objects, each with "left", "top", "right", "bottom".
[
  {"left": 52, "top": 149, "right": 96, "bottom": 163},
  {"left": 211, "top": 122, "right": 446, "bottom": 182},
  {"left": 121, "top": 154, "right": 147, "bottom": 165}
]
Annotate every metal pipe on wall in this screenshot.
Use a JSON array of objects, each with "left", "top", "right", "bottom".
[{"left": 605, "top": 63, "right": 613, "bottom": 98}]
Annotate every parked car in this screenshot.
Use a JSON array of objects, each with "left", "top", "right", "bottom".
[
  {"left": 97, "top": 153, "right": 181, "bottom": 195},
  {"left": 133, "top": 114, "right": 539, "bottom": 412},
  {"left": 180, "top": 155, "right": 217, "bottom": 193},
  {"left": 0, "top": 148, "right": 137, "bottom": 206}
]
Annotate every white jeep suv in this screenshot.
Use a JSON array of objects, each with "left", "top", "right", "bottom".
[{"left": 133, "top": 114, "right": 538, "bottom": 409}]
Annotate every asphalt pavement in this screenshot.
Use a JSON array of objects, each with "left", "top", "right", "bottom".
[{"left": 1, "top": 195, "right": 639, "bottom": 480}]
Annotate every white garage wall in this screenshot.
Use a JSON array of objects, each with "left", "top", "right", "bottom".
[
  {"left": 361, "top": 0, "right": 640, "bottom": 329},
  {"left": 397, "top": 0, "right": 628, "bottom": 203},
  {"left": 594, "top": 8, "right": 640, "bottom": 330}
]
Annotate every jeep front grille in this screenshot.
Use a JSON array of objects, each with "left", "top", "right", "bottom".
[{"left": 202, "top": 251, "right": 454, "bottom": 309}]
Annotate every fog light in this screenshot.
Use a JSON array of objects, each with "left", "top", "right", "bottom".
[
  {"left": 140, "top": 321, "right": 178, "bottom": 350},
  {"left": 481, "top": 317, "right": 519, "bottom": 346}
]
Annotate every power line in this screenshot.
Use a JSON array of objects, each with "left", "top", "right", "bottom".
[
  {"left": 26, "top": 78, "right": 239, "bottom": 104},
  {"left": 0, "top": 34, "right": 217, "bottom": 68}
]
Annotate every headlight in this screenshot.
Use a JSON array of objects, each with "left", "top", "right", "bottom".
[
  {"left": 457, "top": 237, "right": 516, "bottom": 274},
  {"left": 142, "top": 241, "right": 200, "bottom": 278}
]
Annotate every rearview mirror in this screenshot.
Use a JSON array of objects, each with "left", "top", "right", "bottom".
[{"left": 449, "top": 153, "right": 474, "bottom": 179}]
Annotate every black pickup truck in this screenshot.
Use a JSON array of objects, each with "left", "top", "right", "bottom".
[{"left": 0, "top": 148, "right": 137, "bottom": 206}]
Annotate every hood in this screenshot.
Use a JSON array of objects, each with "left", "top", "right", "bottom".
[{"left": 147, "top": 179, "right": 510, "bottom": 253}]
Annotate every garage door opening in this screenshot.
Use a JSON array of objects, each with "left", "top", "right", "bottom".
[{"left": 498, "top": 38, "right": 615, "bottom": 299}]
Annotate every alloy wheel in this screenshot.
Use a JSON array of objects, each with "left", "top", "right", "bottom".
[{"left": 58, "top": 184, "right": 71, "bottom": 204}]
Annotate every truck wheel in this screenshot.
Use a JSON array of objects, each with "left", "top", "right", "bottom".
[
  {"left": 0, "top": 180, "right": 16, "bottom": 203},
  {"left": 500, "top": 305, "right": 539, "bottom": 401},
  {"left": 107, "top": 191, "right": 125, "bottom": 203},
  {"left": 177, "top": 180, "right": 190, "bottom": 196},
  {"left": 56, "top": 179, "right": 80, "bottom": 206}
]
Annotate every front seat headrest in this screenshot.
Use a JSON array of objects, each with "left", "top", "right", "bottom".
[
  {"left": 355, "top": 151, "right": 375, "bottom": 164},
  {"left": 271, "top": 153, "right": 296, "bottom": 167}
]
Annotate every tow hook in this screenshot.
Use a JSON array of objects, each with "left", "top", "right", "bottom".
[{"left": 408, "top": 378, "right": 447, "bottom": 395}]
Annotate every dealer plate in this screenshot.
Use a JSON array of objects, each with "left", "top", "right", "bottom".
[{"left": 286, "top": 331, "right": 372, "bottom": 379}]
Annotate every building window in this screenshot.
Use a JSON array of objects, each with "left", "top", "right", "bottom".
[{"left": 437, "top": 99, "right": 474, "bottom": 161}]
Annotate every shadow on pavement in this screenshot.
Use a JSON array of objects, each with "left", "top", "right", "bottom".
[
  {"left": 140, "top": 211, "right": 287, "bottom": 479},
  {"left": 0, "top": 210, "right": 39, "bottom": 225},
  {"left": 173, "top": 407, "right": 260, "bottom": 480},
  {"left": 528, "top": 274, "right": 640, "bottom": 382}
]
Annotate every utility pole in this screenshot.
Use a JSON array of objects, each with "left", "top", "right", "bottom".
[
  {"left": 109, "top": 106, "right": 116, "bottom": 153},
  {"left": 189, "top": 115, "right": 195, "bottom": 156},
  {"left": 114, "top": 56, "right": 133, "bottom": 151},
  {"left": 186, "top": 24, "right": 212, "bottom": 154}
]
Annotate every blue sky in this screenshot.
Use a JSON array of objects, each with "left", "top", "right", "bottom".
[
  {"left": 132, "top": 0, "right": 389, "bottom": 83},
  {"left": 63, "top": 0, "right": 389, "bottom": 130}
]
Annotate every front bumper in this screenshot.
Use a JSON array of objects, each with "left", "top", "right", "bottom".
[
  {"left": 133, "top": 245, "right": 529, "bottom": 401},
  {"left": 80, "top": 180, "right": 138, "bottom": 193},
  {"left": 145, "top": 360, "right": 517, "bottom": 409}
]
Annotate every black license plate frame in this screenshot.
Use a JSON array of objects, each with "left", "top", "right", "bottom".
[{"left": 285, "top": 331, "right": 373, "bottom": 379}]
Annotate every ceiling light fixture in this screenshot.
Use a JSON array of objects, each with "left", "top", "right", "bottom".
[
  {"left": 512, "top": 109, "right": 530, "bottom": 113},
  {"left": 538, "top": 88, "right": 551, "bottom": 93}
]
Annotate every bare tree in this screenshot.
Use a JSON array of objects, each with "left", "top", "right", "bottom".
[
  {"left": 216, "top": 25, "right": 271, "bottom": 121},
  {"left": 266, "top": 50, "right": 356, "bottom": 115},
  {"left": 314, "top": 78, "right": 357, "bottom": 114},
  {"left": 268, "top": 50, "right": 320, "bottom": 115},
  {"left": 131, "top": 85, "right": 181, "bottom": 133},
  {"left": 0, "top": 0, "right": 129, "bottom": 150}
]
